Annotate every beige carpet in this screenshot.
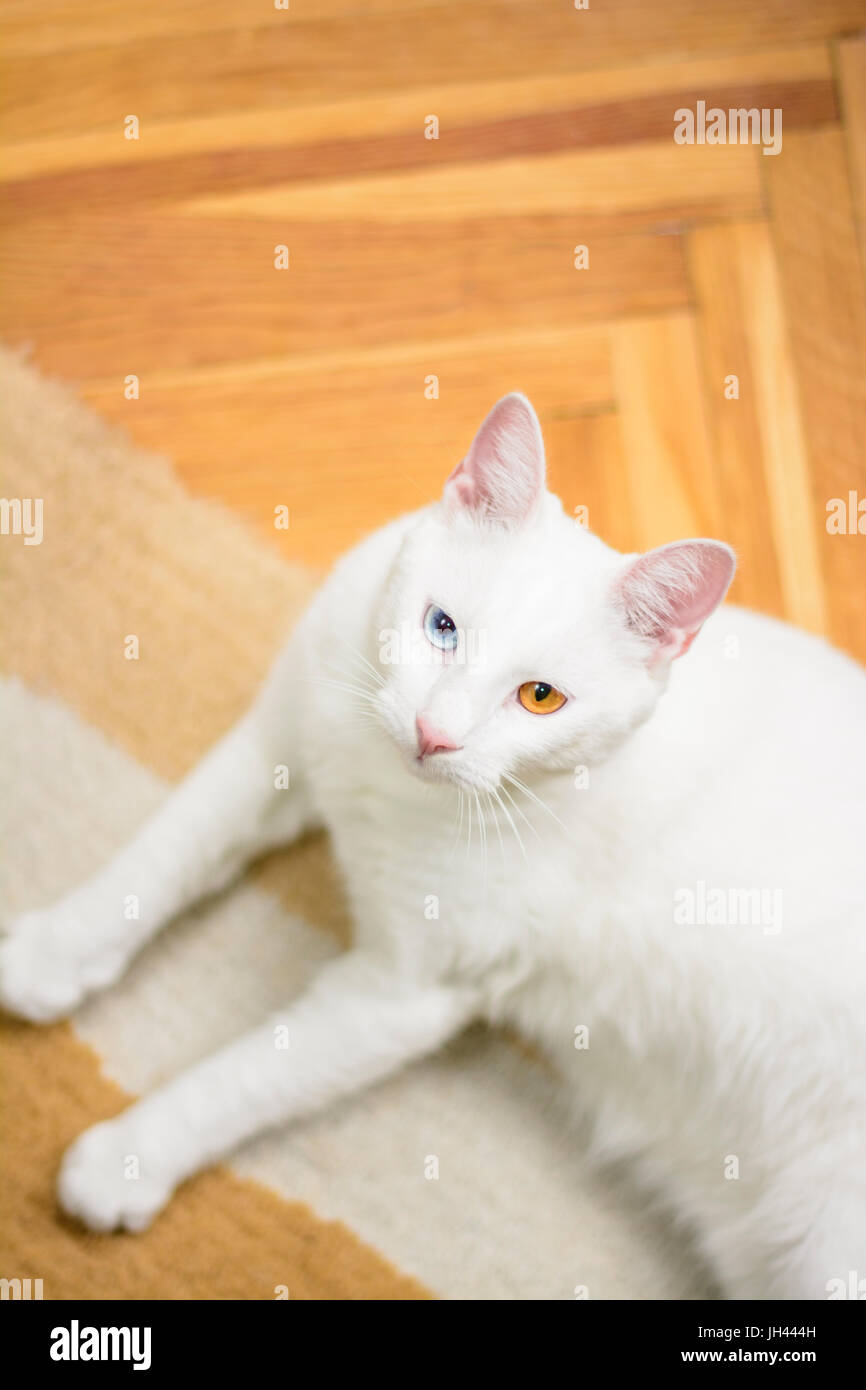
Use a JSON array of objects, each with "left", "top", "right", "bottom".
[{"left": 0, "top": 346, "right": 712, "bottom": 1298}]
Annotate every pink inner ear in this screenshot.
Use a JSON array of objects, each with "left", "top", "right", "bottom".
[
  {"left": 619, "top": 540, "right": 736, "bottom": 660},
  {"left": 444, "top": 393, "right": 545, "bottom": 526},
  {"left": 444, "top": 458, "right": 477, "bottom": 508}
]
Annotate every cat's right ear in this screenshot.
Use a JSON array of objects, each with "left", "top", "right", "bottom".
[
  {"left": 615, "top": 539, "right": 736, "bottom": 664},
  {"left": 443, "top": 393, "right": 546, "bottom": 527}
]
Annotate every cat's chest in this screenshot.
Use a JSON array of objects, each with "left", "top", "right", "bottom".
[{"left": 319, "top": 767, "right": 594, "bottom": 978}]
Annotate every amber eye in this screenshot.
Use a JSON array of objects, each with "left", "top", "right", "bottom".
[{"left": 517, "top": 681, "right": 567, "bottom": 714}]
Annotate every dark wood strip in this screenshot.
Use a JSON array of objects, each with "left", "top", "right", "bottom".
[{"left": 2, "top": 79, "right": 837, "bottom": 220}]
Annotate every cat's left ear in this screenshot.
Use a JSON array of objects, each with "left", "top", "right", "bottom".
[
  {"left": 615, "top": 539, "right": 736, "bottom": 663},
  {"left": 443, "top": 393, "right": 546, "bottom": 526}
]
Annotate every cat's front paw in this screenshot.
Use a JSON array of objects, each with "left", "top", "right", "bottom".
[
  {"left": 58, "top": 1119, "right": 176, "bottom": 1233},
  {"left": 0, "top": 909, "right": 125, "bottom": 1023}
]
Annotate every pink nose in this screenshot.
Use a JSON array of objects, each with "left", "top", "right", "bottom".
[{"left": 416, "top": 714, "right": 460, "bottom": 758}]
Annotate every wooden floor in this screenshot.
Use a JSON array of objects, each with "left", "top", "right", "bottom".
[{"left": 2, "top": 2, "right": 865, "bottom": 659}]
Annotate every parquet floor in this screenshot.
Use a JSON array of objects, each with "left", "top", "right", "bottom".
[{"left": 2, "top": 2, "right": 865, "bottom": 658}]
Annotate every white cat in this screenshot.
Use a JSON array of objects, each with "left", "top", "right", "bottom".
[{"left": 3, "top": 394, "right": 865, "bottom": 1299}]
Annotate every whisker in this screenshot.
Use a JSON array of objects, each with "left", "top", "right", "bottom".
[
  {"left": 450, "top": 788, "right": 465, "bottom": 863},
  {"left": 320, "top": 656, "right": 381, "bottom": 694},
  {"left": 491, "top": 784, "right": 528, "bottom": 862},
  {"left": 499, "top": 780, "right": 541, "bottom": 842},
  {"left": 333, "top": 635, "right": 386, "bottom": 688},
  {"left": 465, "top": 788, "right": 473, "bottom": 860},
  {"left": 486, "top": 789, "right": 506, "bottom": 866},
  {"left": 341, "top": 708, "right": 382, "bottom": 726},
  {"left": 311, "top": 676, "right": 381, "bottom": 706},
  {"left": 474, "top": 788, "right": 488, "bottom": 890},
  {"left": 324, "top": 663, "right": 380, "bottom": 696},
  {"left": 504, "top": 771, "right": 568, "bottom": 832}
]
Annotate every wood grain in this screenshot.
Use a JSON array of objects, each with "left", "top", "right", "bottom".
[
  {"left": 765, "top": 127, "right": 866, "bottom": 656},
  {"left": 1, "top": 1, "right": 862, "bottom": 138},
  {"left": 733, "top": 220, "right": 829, "bottom": 636},
  {"left": 838, "top": 36, "right": 866, "bottom": 250},
  {"left": 81, "top": 324, "right": 614, "bottom": 566},
  {"left": 545, "top": 410, "right": 636, "bottom": 558},
  {"left": 0, "top": 214, "right": 686, "bottom": 377},
  {"left": 689, "top": 223, "right": 786, "bottom": 620},
  {"left": 610, "top": 312, "right": 723, "bottom": 552},
  {"left": 1, "top": 0, "right": 864, "bottom": 652}
]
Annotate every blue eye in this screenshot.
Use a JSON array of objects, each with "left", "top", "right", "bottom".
[{"left": 423, "top": 604, "right": 459, "bottom": 652}]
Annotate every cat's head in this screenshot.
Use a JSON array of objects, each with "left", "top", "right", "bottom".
[{"left": 375, "top": 393, "right": 735, "bottom": 791}]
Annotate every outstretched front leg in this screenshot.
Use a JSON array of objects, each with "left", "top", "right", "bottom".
[
  {"left": 0, "top": 702, "right": 314, "bottom": 1023},
  {"left": 58, "top": 951, "right": 478, "bottom": 1231}
]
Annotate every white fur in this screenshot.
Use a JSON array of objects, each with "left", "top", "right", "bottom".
[{"left": 3, "top": 395, "right": 865, "bottom": 1297}]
